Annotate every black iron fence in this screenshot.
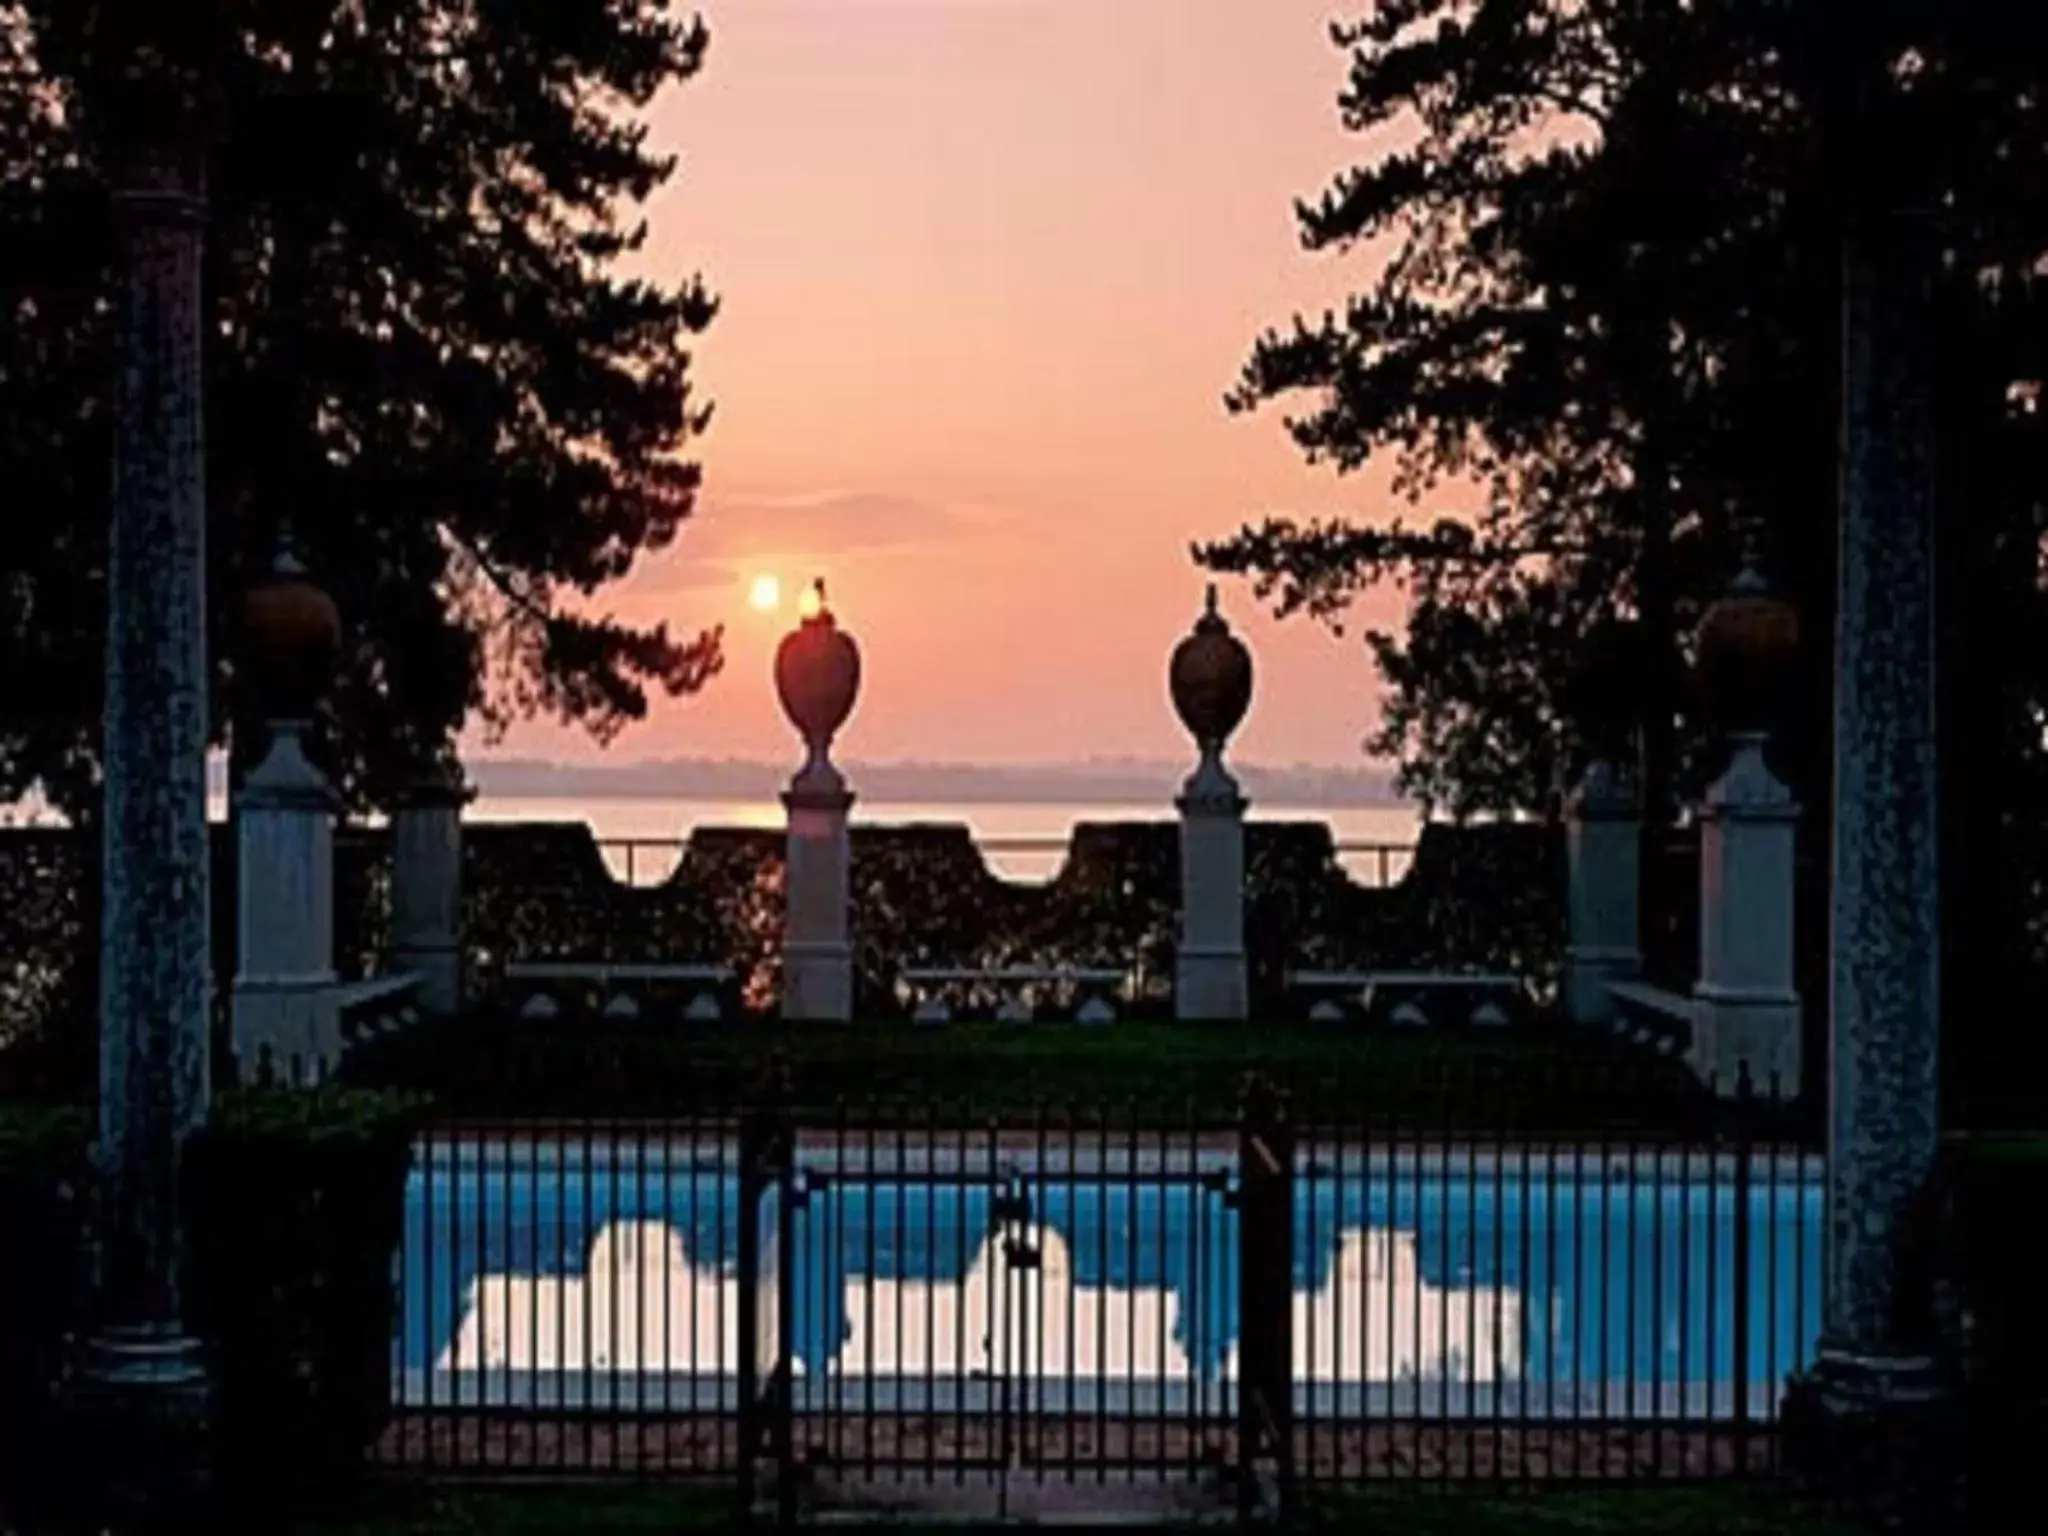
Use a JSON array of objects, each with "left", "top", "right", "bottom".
[{"left": 373, "top": 1075, "right": 1817, "bottom": 1516}]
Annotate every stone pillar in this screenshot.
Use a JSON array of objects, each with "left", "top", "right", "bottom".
[
  {"left": 1562, "top": 758, "right": 1642, "bottom": 1027},
  {"left": 1793, "top": 204, "right": 1951, "bottom": 1467},
  {"left": 774, "top": 580, "right": 861, "bottom": 1020},
  {"left": 1177, "top": 755, "right": 1249, "bottom": 1019},
  {"left": 1168, "top": 586, "right": 1255, "bottom": 1021},
  {"left": 84, "top": 137, "right": 212, "bottom": 1501},
  {"left": 1690, "top": 735, "right": 1801, "bottom": 1096},
  {"left": 783, "top": 768, "right": 855, "bottom": 1021},
  {"left": 390, "top": 769, "right": 469, "bottom": 1016},
  {"left": 231, "top": 722, "right": 340, "bottom": 1084}
]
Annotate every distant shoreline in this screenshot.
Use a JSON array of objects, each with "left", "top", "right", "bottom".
[
  {"left": 456, "top": 757, "right": 1407, "bottom": 811},
  {"left": 466, "top": 784, "right": 1409, "bottom": 809},
  {"left": 0, "top": 758, "right": 1411, "bottom": 827}
]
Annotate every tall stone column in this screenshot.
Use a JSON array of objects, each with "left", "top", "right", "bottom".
[
  {"left": 1562, "top": 758, "right": 1641, "bottom": 1027},
  {"left": 1690, "top": 733, "right": 1801, "bottom": 1097},
  {"left": 390, "top": 767, "right": 470, "bottom": 1017},
  {"left": 231, "top": 721, "right": 339, "bottom": 1084},
  {"left": 776, "top": 581, "right": 860, "bottom": 1021},
  {"left": 1802, "top": 205, "right": 1948, "bottom": 1424},
  {"left": 85, "top": 137, "right": 213, "bottom": 1492},
  {"left": 1170, "top": 587, "right": 1253, "bottom": 1020}
]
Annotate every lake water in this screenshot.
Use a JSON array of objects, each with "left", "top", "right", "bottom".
[
  {"left": 467, "top": 796, "right": 1425, "bottom": 885},
  {"left": 395, "top": 1134, "right": 1823, "bottom": 1421},
  {"left": 4, "top": 793, "right": 1423, "bottom": 886}
]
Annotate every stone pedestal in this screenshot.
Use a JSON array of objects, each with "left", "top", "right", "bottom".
[
  {"left": 231, "top": 720, "right": 340, "bottom": 1084},
  {"left": 1690, "top": 734, "right": 1802, "bottom": 1097},
  {"left": 1176, "top": 753, "right": 1248, "bottom": 1020},
  {"left": 1783, "top": 1347, "right": 1960, "bottom": 1524},
  {"left": 390, "top": 770, "right": 469, "bottom": 1016},
  {"left": 1563, "top": 758, "right": 1642, "bottom": 1027},
  {"left": 69, "top": 1329, "right": 215, "bottom": 1529},
  {"left": 782, "top": 765, "right": 854, "bottom": 1021}
]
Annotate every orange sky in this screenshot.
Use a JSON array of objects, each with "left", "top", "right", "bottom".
[{"left": 476, "top": 0, "right": 1410, "bottom": 770}]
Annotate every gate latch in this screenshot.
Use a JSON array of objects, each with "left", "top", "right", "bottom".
[{"left": 990, "top": 1166, "right": 1032, "bottom": 1226}]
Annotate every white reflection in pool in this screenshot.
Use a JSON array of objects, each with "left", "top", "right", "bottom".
[
  {"left": 1225, "top": 1229, "right": 1522, "bottom": 1383},
  {"left": 438, "top": 1219, "right": 801, "bottom": 1376},
  {"left": 832, "top": 1224, "right": 1193, "bottom": 1379},
  {"left": 437, "top": 1218, "right": 1520, "bottom": 1388}
]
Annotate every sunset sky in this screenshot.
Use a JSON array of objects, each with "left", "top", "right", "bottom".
[{"left": 478, "top": 0, "right": 1413, "bottom": 771}]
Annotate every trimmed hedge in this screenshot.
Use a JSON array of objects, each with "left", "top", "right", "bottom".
[
  {"left": 0, "top": 1106, "right": 92, "bottom": 1517},
  {"left": 1949, "top": 1134, "right": 2048, "bottom": 1401},
  {"left": 0, "top": 1086, "right": 426, "bottom": 1518},
  {"left": 186, "top": 1085, "right": 429, "bottom": 1498}
]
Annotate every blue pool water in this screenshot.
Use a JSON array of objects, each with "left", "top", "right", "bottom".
[{"left": 392, "top": 1137, "right": 1824, "bottom": 1417}]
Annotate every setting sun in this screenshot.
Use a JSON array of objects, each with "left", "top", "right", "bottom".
[{"left": 747, "top": 573, "right": 781, "bottom": 613}]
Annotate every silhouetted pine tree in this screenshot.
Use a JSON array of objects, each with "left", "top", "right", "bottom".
[{"left": 0, "top": 0, "right": 723, "bottom": 816}]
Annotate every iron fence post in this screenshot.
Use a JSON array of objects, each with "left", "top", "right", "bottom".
[
  {"left": 1236, "top": 1072, "right": 1295, "bottom": 1523},
  {"left": 736, "top": 1099, "right": 763, "bottom": 1522},
  {"left": 771, "top": 1077, "right": 799, "bottom": 1530},
  {"left": 1732, "top": 1061, "right": 1756, "bottom": 1475},
  {"left": 735, "top": 1061, "right": 798, "bottom": 1526}
]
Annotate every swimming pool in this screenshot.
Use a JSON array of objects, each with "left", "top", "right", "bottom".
[{"left": 391, "top": 1133, "right": 1823, "bottom": 1422}]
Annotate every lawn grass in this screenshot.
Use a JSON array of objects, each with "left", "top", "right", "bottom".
[{"left": 343, "top": 1013, "right": 1755, "bottom": 1134}]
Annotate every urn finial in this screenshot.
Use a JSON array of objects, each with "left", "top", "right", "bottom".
[
  {"left": 775, "top": 577, "right": 861, "bottom": 776},
  {"left": 1170, "top": 584, "right": 1254, "bottom": 755},
  {"left": 241, "top": 540, "right": 341, "bottom": 720},
  {"left": 1695, "top": 561, "right": 1798, "bottom": 736}
]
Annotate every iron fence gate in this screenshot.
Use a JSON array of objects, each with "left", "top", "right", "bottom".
[
  {"left": 375, "top": 1073, "right": 1819, "bottom": 1522},
  {"left": 768, "top": 1109, "right": 1242, "bottom": 1509}
]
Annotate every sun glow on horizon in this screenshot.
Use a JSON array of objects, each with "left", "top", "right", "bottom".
[{"left": 748, "top": 573, "right": 782, "bottom": 613}]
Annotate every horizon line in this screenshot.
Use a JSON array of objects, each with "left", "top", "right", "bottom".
[{"left": 463, "top": 752, "right": 1394, "bottom": 774}]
